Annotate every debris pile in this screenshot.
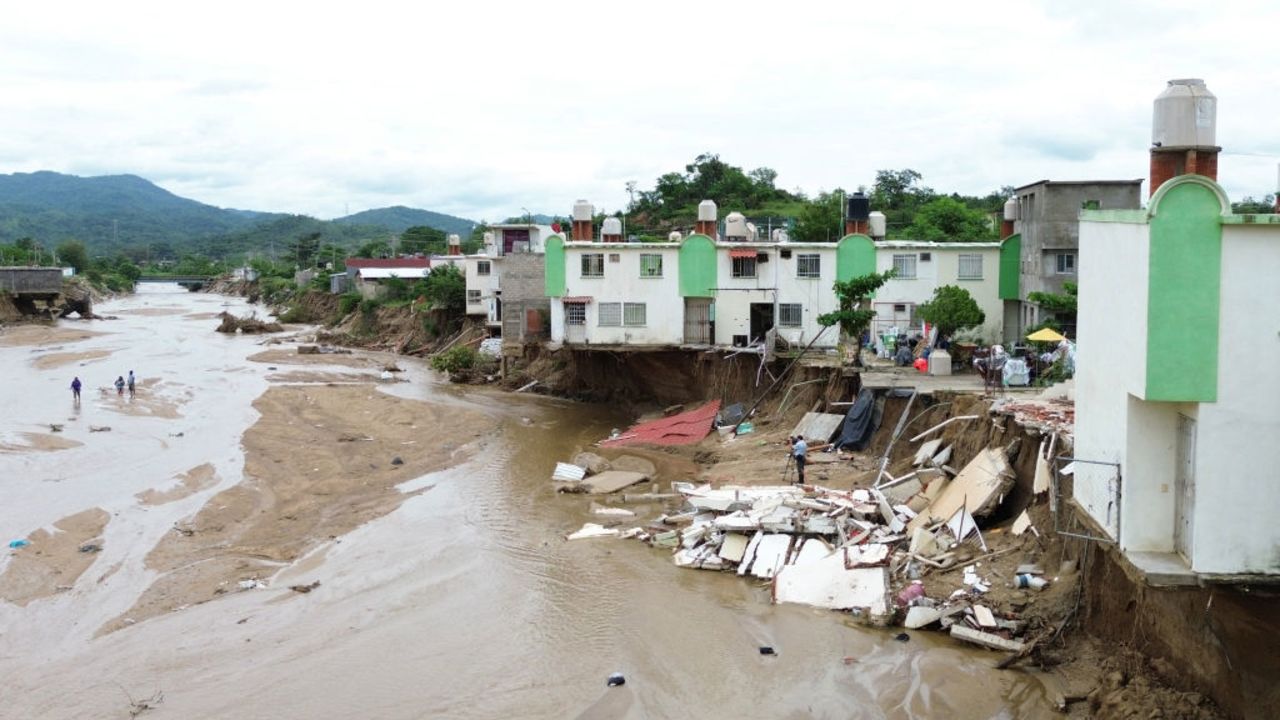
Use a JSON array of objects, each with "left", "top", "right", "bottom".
[{"left": 216, "top": 312, "right": 283, "bottom": 334}]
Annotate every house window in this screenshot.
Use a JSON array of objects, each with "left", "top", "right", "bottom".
[
  {"left": 598, "top": 302, "right": 621, "bottom": 326},
  {"left": 796, "top": 254, "right": 820, "bottom": 278},
  {"left": 732, "top": 256, "right": 757, "bottom": 278},
  {"left": 920, "top": 252, "right": 932, "bottom": 262},
  {"left": 476, "top": 261, "right": 491, "bottom": 276},
  {"left": 608, "top": 253, "right": 620, "bottom": 263},
  {"left": 958, "top": 254, "right": 983, "bottom": 280},
  {"left": 565, "top": 303, "right": 587, "bottom": 325},
  {"left": 893, "top": 254, "right": 917, "bottom": 279},
  {"left": 639, "top": 253, "right": 663, "bottom": 278},
  {"left": 893, "top": 303, "right": 908, "bottom": 313},
  {"left": 466, "top": 289, "right": 481, "bottom": 304},
  {"left": 779, "top": 303, "right": 802, "bottom": 327},
  {"left": 1056, "top": 252, "right": 1076, "bottom": 275},
  {"left": 581, "top": 253, "right": 604, "bottom": 278},
  {"left": 623, "top": 302, "right": 647, "bottom": 326}
]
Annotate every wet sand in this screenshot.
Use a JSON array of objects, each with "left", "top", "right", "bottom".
[
  {"left": 100, "top": 383, "right": 490, "bottom": 634},
  {"left": 0, "top": 431, "right": 84, "bottom": 453},
  {"left": 249, "top": 347, "right": 390, "bottom": 370},
  {"left": 0, "top": 507, "right": 110, "bottom": 606},
  {"left": 135, "top": 463, "right": 219, "bottom": 506},
  {"left": 31, "top": 348, "right": 114, "bottom": 369},
  {"left": 113, "top": 307, "right": 188, "bottom": 316},
  {"left": 0, "top": 325, "right": 101, "bottom": 347},
  {"left": 94, "top": 379, "right": 186, "bottom": 419}
]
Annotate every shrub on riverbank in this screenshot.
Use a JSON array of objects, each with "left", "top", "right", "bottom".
[{"left": 430, "top": 346, "right": 476, "bottom": 374}]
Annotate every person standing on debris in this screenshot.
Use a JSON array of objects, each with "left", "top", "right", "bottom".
[
  {"left": 127, "top": 370, "right": 136, "bottom": 397},
  {"left": 71, "top": 376, "right": 82, "bottom": 404},
  {"left": 790, "top": 435, "right": 808, "bottom": 485},
  {"left": 114, "top": 375, "right": 125, "bottom": 396}
]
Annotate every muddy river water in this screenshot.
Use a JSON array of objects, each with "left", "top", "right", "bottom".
[{"left": 0, "top": 286, "right": 1061, "bottom": 719}]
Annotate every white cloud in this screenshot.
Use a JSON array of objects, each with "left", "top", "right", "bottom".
[{"left": 0, "top": 0, "right": 1276, "bottom": 222}]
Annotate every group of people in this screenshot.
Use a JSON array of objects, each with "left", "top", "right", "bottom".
[{"left": 70, "top": 370, "right": 135, "bottom": 403}]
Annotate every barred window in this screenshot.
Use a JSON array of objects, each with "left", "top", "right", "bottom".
[
  {"left": 732, "top": 256, "right": 757, "bottom": 278},
  {"left": 796, "top": 254, "right": 820, "bottom": 278},
  {"left": 639, "top": 253, "right": 663, "bottom": 278},
  {"left": 779, "top": 303, "right": 803, "bottom": 327},
  {"left": 565, "top": 302, "right": 587, "bottom": 325},
  {"left": 893, "top": 254, "right": 917, "bottom": 279},
  {"left": 466, "top": 289, "right": 481, "bottom": 304},
  {"left": 1056, "top": 252, "right": 1076, "bottom": 274},
  {"left": 476, "top": 261, "right": 491, "bottom": 276},
  {"left": 958, "top": 254, "right": 983, "bottom": 280},
  {"left": 623, "top": 302, "right": 647, "bottom": 326},
  {"left": 581, "top": 253, "right": 604, "bottom": 278},
  {"left": 598, "top": 302, "right": 621, "bottom": 326}
]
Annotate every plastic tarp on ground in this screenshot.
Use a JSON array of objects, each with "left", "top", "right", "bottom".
[
  {"left": 834, "top": 388, "right": 877, "bottom": 451},
  {"left": 600, "top": 400, "right": 721, "bottom": 448}
]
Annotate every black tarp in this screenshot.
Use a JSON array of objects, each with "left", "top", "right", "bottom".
[
  {"left": 835, "top": 388, "right": 878, "bottom": 451},
  {"left": 718, "top": 403, "right": 746, "bottom": 428}
]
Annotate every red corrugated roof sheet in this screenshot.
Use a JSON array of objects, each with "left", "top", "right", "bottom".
[
  {"left": 345, "top": 257, "right": 431, "bottom": 269},
  {"left": 600, "top": 400, "right": 721, "bottom": 448},
  {"left": 729, "top": 248, "right": 757, "bottom": 258}
]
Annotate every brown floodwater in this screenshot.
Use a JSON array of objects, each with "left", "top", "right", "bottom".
[{"left": 0, "top": 286, "right": 1062, "bottom": 719}]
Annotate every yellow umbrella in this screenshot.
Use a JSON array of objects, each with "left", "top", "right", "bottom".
[{"left": 1026, "top": 327, "right": 1066, "bottom": 343}]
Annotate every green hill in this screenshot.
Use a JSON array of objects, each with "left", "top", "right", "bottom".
[
  {"left": 206, "top": 214, "right": 392, "bottom": 258},
  {"left": 0, "top": 171, "right": 266, "bottom": 252},
  {"left": 334, "top": 206, "right": 476, "bottom": 236}
]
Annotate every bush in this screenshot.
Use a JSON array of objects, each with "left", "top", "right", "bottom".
[
  {"left": 359, "top": 297, "right": 381, "bottom": 315},
  {"left": 337, "top": 292, "right": 361, "bottom": 316},
  {"left": 430, "top": 346, "right": 476, "bottom": 374},
  {"left": 278, "top": 304, "right": 309, "bottom": 323},
  {"left": 258, "top": 276, "right": 294, "bottom": 305}
]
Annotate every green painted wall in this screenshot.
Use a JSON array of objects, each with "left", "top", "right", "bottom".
[
  {"left": 1145, "top": 177, "right": 1223, "bottom": 401},
  {"left": 836, "top": 234, "right": 875, "bottom": 282},
  {"left": 679, "top": 234, "right": 717, "bottom": 297},
  {"left": 999, "top": 234, "right": 1021, "bottom": 300},
  {"left": 544, "top": 235, "right": 565, "bottom": 297}
]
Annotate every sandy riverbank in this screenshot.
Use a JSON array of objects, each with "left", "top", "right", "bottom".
[
  {"left": 98, "top": 382, "right": 491, "bottom": 634},
  {"left": 0, "top": 325, "right": 102, "bottom": 347},
  {"left": 0, "top": 507, "right": 110, "bottom": 606},
  {"left": 31, "top": 348, "right": 115, "bottom": 369}
]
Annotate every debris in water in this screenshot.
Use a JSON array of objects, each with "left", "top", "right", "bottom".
[
  {"left": 89, "top": 425, "right": 112, "bottom": 432},
  {"left": 238, "top": 579, "right": 266, "bottom": 591},
  {"left": 894, "top": 633, "right": 910, "bottom": 642},
  {"left": 289, "top": 581, "right": 321, "bottom": 593},
  {"left": 606, "top": 673, "right": 626, "bottom": 687},
  {"left": 49, "top": 423, "right": 63, "bottom": 432},
  {"left": 566, "top": 523, "right": 623, "bottom": 540},
  {"left": 758, "top": 646, "right": 776, "bottom": 655},
  {"left": 79, "top": 543, "right": 102, "bottom": 553},
  {"left": 9, "top": 539, "right": 30, "bottom": 549},
  {"left": 391, "top": 457, "right": 404, "bottom": 465}
]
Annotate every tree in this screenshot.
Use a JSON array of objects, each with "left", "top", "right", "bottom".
[
  {"left": 289, "top": 232, "right": 321, "bottom": 268},
  {"left": 917, "top": 285, "right": 986, "bottom": 339},
  {"left": 1027, "top": 281, "right": 1078, "bottom": 332},
  {"left": 421, "top": 264, "right": 465, "bottom": 315},
  {"left": 400, "top": 225, "right": 447, "bottom": 255},
  {"left": 791, "top": 191, "right": 844, "bottom": 243},
  {"left": 903, "top": 197, "right": 995, "bottom": 241},
  {"left": 817, "top": 270, "right": 896, "bottom": 366},
  {"left": 56, "top": 239, "right": 89, "bottom": 273},
  {"left": 1232, "top": 195, "right": 1275, "bottom": 214},
  {"left": 356, "top": 239, "right": 392, "bottom": 258}
]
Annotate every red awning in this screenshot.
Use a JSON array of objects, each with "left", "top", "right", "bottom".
[
  {"left": 729, "top": 248, "right": 758, "bottom": 258},
  {"left": 561, "top": 296, "right": 592, "bottom": 303}
]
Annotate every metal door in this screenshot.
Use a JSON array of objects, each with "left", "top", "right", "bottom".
[
  {"left": 684, "top": 298, "right": 712, "bottom": 344},
  {"left": 1175, "top": 415, "right": 1196, "bottom": 561},
  {"left": 565, "top": 302, "right": 587, "bottom": 344}
]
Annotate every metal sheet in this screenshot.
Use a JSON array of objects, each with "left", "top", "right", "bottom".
[{"left": 791, "top": 412, "right": 846, "bottom": 443}]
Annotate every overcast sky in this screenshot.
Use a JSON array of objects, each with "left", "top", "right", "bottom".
[{"left": 1, "top": 1, "right": 1276, "bottom": 221}]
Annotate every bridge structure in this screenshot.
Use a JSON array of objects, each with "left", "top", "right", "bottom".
[
  {"left": 137, "top": 275, "right": 214, "bottom": 291},
  {"left": 0, "top": 267, "right": 63, "bottom": 296}
]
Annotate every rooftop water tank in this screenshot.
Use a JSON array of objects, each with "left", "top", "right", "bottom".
[
  {"left": 1153, "top": 79, "right": 1216, "bottom": 148},
  {"left": 573, "top": 199, "right": 594, "bottom": 222},
  {"left": 771, "top": 228, "right": 790, "bottom": 243},
  {"left": 724, "top": 212, "right": 748, "bottom": 240},
  {"left": 846, "top": 191, "right": 870, "bottom": 221},
  {"left": 1003, "top": 197, "right": 1019, "bottom": 221},
  {"left": 482, "top": 232, "right": 495, "bottom": 252},
  {"left": 868, "top": 211, "right": 887, "bottom": 238},
  {"left": 601, "top": 217, "right": 623, "bottom": 235},
  {"left": 668, "top": 231, "right": 684, "bottom": 242},
  {"left": 448, "top": 234, "right": 460, "bottom": 246},
  {"left": 697, "top": 199, "right": 718, "bottom": 222}
]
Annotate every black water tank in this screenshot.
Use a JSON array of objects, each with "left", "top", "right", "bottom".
[{"left": 846, "top": 192, "right": 870, "bottom": 221}]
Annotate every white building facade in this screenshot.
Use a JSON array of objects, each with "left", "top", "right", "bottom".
[{"left": 872, "top": 241, "right": 1004, "bottom": 342}]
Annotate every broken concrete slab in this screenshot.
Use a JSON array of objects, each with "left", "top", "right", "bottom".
[
  {"left": 904, "top": 606, "right": 943, "bottom": 629},
  {"left": 610, "top": 455, "right": 657, "bottom": 477},
  {"left": 552, "top": 462, "right": 587, "bottom": 482},
  {"left": 950, "top": 625, "right": 1026, "bottom": 653},
  {"left": 738, "top": 531, "right": 763, "bottom": 576},
  {"left": 913, "top": 439, "right": 943, "bottom": 466},
  {"left": 579, "top": 470, "right": 650, "bottom": 494},
  {"left": 908, "top": 448, "right": 1014, "bottom": 533},
  {"left": 573, "top": 452, "right": 611, "bottom": 475},
  {"left": 792, "top": 412, "right": 846, "bottom": 443},
  {"left": 973, "top": 604, "right": 998, "bottom": 628},
  {"left": 567, "top": 523, "right": 621, "bottom": 540},
  {"left": 845, "top": 543, "right": 890, "bottom": 567},
  {"left": 773, "top": 552, "right": 890, "bottom": 616},
  {"left": 1011, "top": 510, "right": 1033, "bottom": 536},
  {"left": 719, "top": 533, "right": 750, "bottom": 563},
  {"left": 751, "top": 534, "right": 793, "bottom": 579}
]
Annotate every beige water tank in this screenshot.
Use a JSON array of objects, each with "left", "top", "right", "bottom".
[
  {"left": 448, "top": 233, "right": 460, "bottom": 246},
  {"left": 482, "top": 231, "right": 495, "bottom": 254},
  {"left": 573, "top": 199, "right": 594, "bottom": 222},
  {"left": 928, "top": 348, "right": 952, "bottom": 376},
  {"left": 601, "top": 217, "right": 622, "bottom": 235},
  {"left": 771, "top": 228, "right": 790, "bottom": 243},
  {"left": 1153, "top": 79, "right": 1216, "bottom": 148},
  {"left": 668, "top": 231, "right": 684, "bottom": 242},
  {"left": 724, "top": 212, "right": 748, "bottom": 240},
  {"left": 697, "top": 199, "right": 718, "bottom": 222},
  {"left": 1003, "top": 197, "right": 1019, "bottom": 221},
  {"left": 868, "top": 211, "right": 887, "bottom": 238}
]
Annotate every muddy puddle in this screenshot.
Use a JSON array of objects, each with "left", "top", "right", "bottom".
[{"left": 0, "top": 284, "right": 1060, "bottom": 718}]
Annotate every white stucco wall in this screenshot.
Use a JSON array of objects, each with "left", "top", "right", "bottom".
[
  {"left": 712, "top": 245, "right": 839, "bottom": 348},
  {"left": 1188, "top": 226, "right": 1280, "bottom": 574},
  {"left": 463, "top": 256, "right": 499, "bottom": 317},
  {"left": 872, "top": 244, "right": 1002, "bottom": 342},
  {"left": 1074, "top": 220, "right": 1151, "bottom": 539},
  {"left": 552, "top": 245, "right": 683, "bottom": 345}
]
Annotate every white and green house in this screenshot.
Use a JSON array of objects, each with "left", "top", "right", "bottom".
[{"left": 1074, "top": 174, "right": 1280, "bottom": 581}]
